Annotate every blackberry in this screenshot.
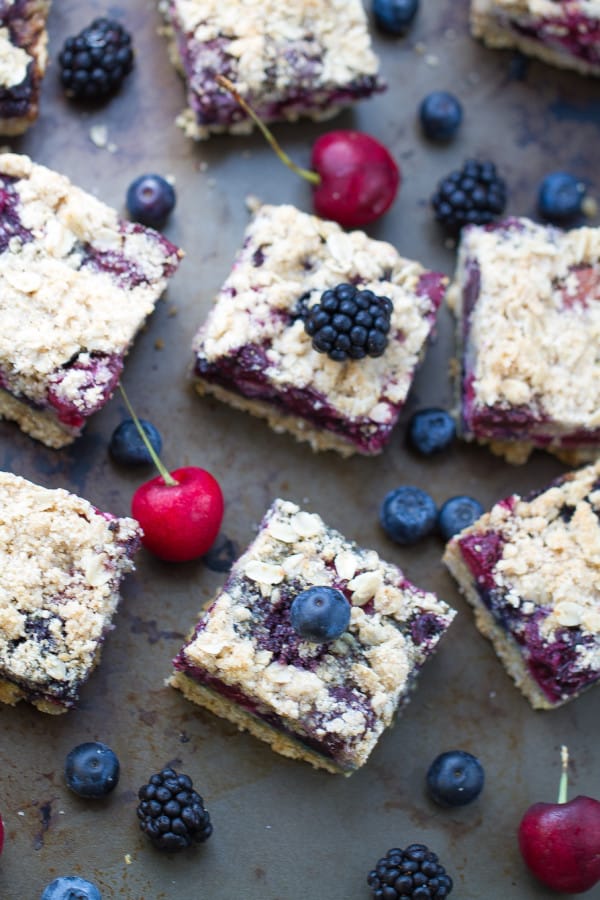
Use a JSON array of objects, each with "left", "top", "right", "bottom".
[
  {"left": 431, "top": 159, "right": 507, "bottom": 234},
  {"left": 367, "top": 844, "right": 453, "bottom": 898},
  {"left": 301, "top": 283, "right": 393, "bottom": 362},
  {"left": 137, "top": 767, "right": 212, "bottom": 851},
  {"left": 58, "top": 18, "right": 134, "bottom": 101}
]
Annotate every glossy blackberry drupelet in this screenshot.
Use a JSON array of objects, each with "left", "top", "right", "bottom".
[
  {"left": 109, "top": 418, "right": 162, "bottom": 466},
  {"left": 438, "top": 496, "right": 484, "bottom": 541},
  {"left": 427, "top": 750, "right": 485, "bottom": 807},
  {"left": 301, "top": 283, "right": 393, "bottom": 362},
  {"left": 126, "top": 174, "right": 176, "bottom": 228},
  {"left": 373, "top": 0, "right": 419, "bottom": 35},
  {"left": 407, "top": 409, "right": 456, "bottom": 456},
  {"left": 367, "top": 844, "right": 453, "bottom": 898},
  {"left": 41, "top": 876, "right": 102, "bottom": 900},
  {"left": 431, "top": 159, "right": 507, "bottom": 234},
  {"left": 64, "top": 741, "right": 120, "bottom": 798},
  {"left": 419, "top": 91, "right": 462, "bottom": 141},
  {"left": 380, "top": 486, "right": 437, "bottom": 545},
  {"left": 290, "top": 586, "right": 351, "bottom": 642},
  {"left": 58, "top": 18, "right": 134, "bottom": 101},
  {"left": 538, "top": 172, "right": 585, "bottom": 224},
  {"left": 137, "top": 767, "right": 212, "bottom": 851}
]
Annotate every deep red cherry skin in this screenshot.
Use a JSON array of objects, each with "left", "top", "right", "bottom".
[
  {"left": 310, "top": 130, "right": 400, "bottom": 229},
  {"left": 132, "top": 466, "right": 224, "bottom": 562},
  {"left": 518, "top": 796, "right": 600, "bottom": 893}
]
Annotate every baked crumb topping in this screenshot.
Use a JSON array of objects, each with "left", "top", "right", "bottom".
[
  {"left": 193, "top": 203, "right": 443, "bottom": 422},
  {"left": 453, "top": 459, "right": 600, "bottom": 653},
  {"left": 178, "top": 499, "right": 454, "bottom": 754},
  {"left": 0, "top": 471, "right": 141, "bottom": 703},
  {"left": 0, "top": 153, "right": 183, "bottom": 405},
  {"left": 450, "top": 217, "right": 600, "bottom": 428}
]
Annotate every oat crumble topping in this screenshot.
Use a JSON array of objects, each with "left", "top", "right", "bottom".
[{"left": 0, "top": 471, "right": 141, "bottom": 709}]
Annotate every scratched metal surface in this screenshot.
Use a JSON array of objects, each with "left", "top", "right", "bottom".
[{"left": 0, "top": 1, "right": 598, "bottom": 898}]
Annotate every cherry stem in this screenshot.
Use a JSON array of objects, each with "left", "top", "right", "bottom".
[
  {"left": 118, "top": 383, "right": 178, "bottom": 487},
  {"left": 558, "top": 745, "right": 569, "bottom": 805},
  {"left": 215, "top": 75, "right": 320, "bottom": 186}
]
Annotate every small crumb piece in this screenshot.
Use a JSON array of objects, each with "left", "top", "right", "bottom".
[
  {"left": 89, "top": 124, "right": 108, "bottom": 148},
  {"left": 166, "top": 173, "right": 176, "bottom": 185},
  {"left": 414, "top": 42, "right": 427, "bottom": 55},
  {"left": 154, "top": 338, "right": 165, "bottom": 350},
  {"left": 582, "top": 195, "right": 598, "bottom": 218},
  {"left": 168, "top": 305, "right": 178, "bottom": 317},
  {"left": 124, "top": 853, "right": 132, "bottom": 865}
]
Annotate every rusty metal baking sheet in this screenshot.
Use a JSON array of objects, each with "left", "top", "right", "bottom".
[{"left": 0, "top": 1, "right": 599, "bottom": 898}]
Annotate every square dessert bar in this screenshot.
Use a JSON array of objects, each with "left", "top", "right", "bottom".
[
  {"left": 444, "top": 460, "right": 600, "bottom": 710},
  {"left": 0, "top": 471, "right": 141, "bottom": 713},
  {"left": 192, "top": 204, "right": 447, "bottom": 456},
  {"left": 0, "top": 0, "right": 50, "bottom": 134},
  {"left": 447, "top": 216, "right": 600, "bottom": 464},
  {"left": 171, "top": 499, "right": 455, "bottom": 774},
  {"left": 0, "top": 152, "right": 183, "bottom": 448},
  {"left": 471, "top": 0, "right": 600, "bottom": 77},
  {"left": 161, "top": 0, "right": 385, "bottom": 139}
]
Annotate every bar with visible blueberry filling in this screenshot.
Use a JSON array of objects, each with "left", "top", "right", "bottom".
[
  {"left": 443, "top": 460, "right": 600, "bottom": 710},
  {"left": 0, "top": 471, "right": 141, "bottom": 713},
  {"left": 0, "top": 0, "right": 50, "bottom": 134},
  {"left": 192, "top": 203, "right": 446, "bottom": 456},
  {"left": 471, "top": 0, "right": 600, "bottom": 77},
  {"left": 170, "top": 499, "right": 455, "bottom": 774},
  {"left": 0, "top": 153, "right": 183, "bottom": 448},
  {"left": 160, "top": 0, "right": 385, "bottom": 139},
  {"left": 447, "top": 216, "right": 600, "bottom": 464}
]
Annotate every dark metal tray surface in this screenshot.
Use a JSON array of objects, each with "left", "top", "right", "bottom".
[{"left": 0, "top": 1, "right": 598, "bottom": 898}]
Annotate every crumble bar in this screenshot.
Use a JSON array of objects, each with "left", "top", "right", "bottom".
[
  {"left": 170, "top": 499, "right": 455, "bottom": 774},
  {"left": 0, "top": 471, "right": 141, "bottom": 713},
  {"left": 192, "top": 203, "right": 446, "bottom": 456},
  {"left": 0, "top": 153, "right": 183, "bottom": 448},
  {"left": 160, "top": 0, "right": 385, "bottom": 139},
  {"left": 443, "top": 460, "right": 600, "bottom": 710},
  {"left": 471, "top": 0, "right": 600, "bottom": 77},
  {"left": 0, "top": 0, "right": 50, "bottom": 134},
  {"left": 447, "top": 216, "right": 600, "bottom": 464}
]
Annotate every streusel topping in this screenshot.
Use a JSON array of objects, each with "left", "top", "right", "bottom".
[
  {"left": 193, "top": 204, "right": 442, "bottom": 421},
  {"left": 181, "top": 499, "right": 454, "bottom": 739},
  {"left": 0, "top": 471, "right": 141, "bottom": 699},
  {"left": 475, "top": 0, "right": 600, "bottom": 18},
  {"left": 450, "top": 217, "right": 600, "bottom": 426},
  {"left": 170, "top": 0, "right": 379, "bottom": 91},
  {"left": 0, "top": 153, "right": 182, "bottom": 403},
  {"left": 0, "top": 26, "right": 31, "bottom": 87},
  {"left": 457, "top": 460, "right": 600, "bottom": 656}
]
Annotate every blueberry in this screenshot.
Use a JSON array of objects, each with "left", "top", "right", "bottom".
[
  {"left": 373, "top": 0, "right": 419, "bottom": 35},
  {"left": 426, "top": 750, "right": 485, "bottom": 807},
  {"left": 380, "top": 486, "right": 437, "bottom": 545},
  {"left": 538, "top": 172, "right": 585, "bottom": 224},
  {"left": 41, "top": 876, "right": 102, "bottom": 900},
  {"left": 109, "top": 418, "right": 162, "bottom": 466},
  {"left": 438, "top": 495, "right": 484, "bottom": 541},
  {"left": 64, "top": 741, "right": 120, "bottom": 798},
  {"left": 419, "top": 91, "right": 463, "bottom": 141},
  {"left": 407, "top": 408, "right": 456, "bottom": 455},
  {"left": 290, "top": 586, "right": 351, "bottom": 642},
  {"left": 126, "top": 173, "right": 176, "bottom": 228}
]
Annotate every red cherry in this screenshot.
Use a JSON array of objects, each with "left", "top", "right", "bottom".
[
  {"left": 518, "top": 747, "right": 600, "bottom": 894},
  {"left": 310, "top": 130, "right": 400, "bottom": 229},
  {"left": 132, "top": 466, "right": 224, "bottom": 562}
]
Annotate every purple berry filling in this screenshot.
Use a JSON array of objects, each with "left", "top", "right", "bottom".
[
  {"left": 172, "top": 14, "right": 384, "bottom": 130},
  {"left": 512, "top": 8, "right": 600, "bottom": 67},
  {"left": 0, "top": 175, "right": 33, "bottom": 252},
  {"left": 458, "top": 529, "right": 599, "bottom": 703},
  {"left": 0, "top": 0, "right": 45, "bottom": 122},
  {"left": 46, "top": 352, "right": 123, "bottom": 428},
  {"left": 80, "top": 224, "right": 180, "bottom": 290}
]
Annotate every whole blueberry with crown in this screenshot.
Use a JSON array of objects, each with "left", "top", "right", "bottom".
[
  {"left": 41, "top": 877, "right": 102, "bottom": 900},
  {"left": 65, "top": 741, "right": 120, "bottom": 798},
  {"left": 427, "top": 750, "right": 485, "bottom": 807},
  {"left": 290, "top": 586, "right": 351, "bottom": 642},
  {"left": 126, "top": 174, "right": 176, "bottom": 229},
  {"left": 419, "top": 91, "right": 462, "bottom": 141},
  {"left": 373, "top": 0, "right": 420, "bottom": 35},
  {"left": 380, "top": 486, "right": 437, "bottom": 544},
  {"left": 538, "top": 172, "right": 585, "bottom": 224}
]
